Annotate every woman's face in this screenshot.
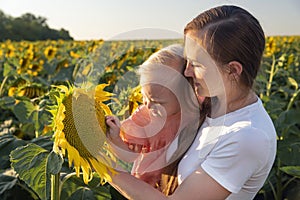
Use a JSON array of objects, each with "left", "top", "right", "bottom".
[
  {"left": 184, "top": 33, "right": 227, "bottom": 98},
  {"left": 142, "top": 84, "right": 180, "bottom": 117}
]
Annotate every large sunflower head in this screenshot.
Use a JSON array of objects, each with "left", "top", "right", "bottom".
[{"left": 49, "top": 83, "right": 116, "bottom": 184}]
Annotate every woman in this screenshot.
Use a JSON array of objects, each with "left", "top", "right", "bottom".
[{"left": 107, "top": 5, "right": 277, "bottom": 200}]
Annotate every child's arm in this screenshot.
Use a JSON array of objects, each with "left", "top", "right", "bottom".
[{"left": 106, "top": 115, "right": 140, "bottom": 162}]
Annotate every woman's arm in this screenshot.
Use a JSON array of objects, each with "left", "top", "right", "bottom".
[
  {"left": 109, "top": 167, "right": 230, "bottom": 200},
  {"left": 110, "top": 171, "right": 168, "bottom": 200}
]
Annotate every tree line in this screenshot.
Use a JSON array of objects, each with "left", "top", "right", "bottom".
[{"left": 0, "top": 10, "right": 73, "bottom": 41}]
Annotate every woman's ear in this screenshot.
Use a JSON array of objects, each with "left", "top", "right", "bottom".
[
  {"left": 227, "top": 61, "right": 243, "bottom": 76},
  {"left": 225, "top": 61, "right": 243, "bottom": 83}
]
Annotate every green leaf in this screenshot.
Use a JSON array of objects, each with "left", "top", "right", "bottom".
[
  {"left": 68, "top": 186, "right": 111, "bottom": 200},
  {"left": 60, "top": 173, "right": 111, "bottom": 200},
  {"left": 47, "top": 151, "right": 63, "bottom": 175},
  {"left": 277, "top": 139, "right": 300, "bottom": 166},
  {"left": 51, "top": 64, "right": 75, "bottom": 82},
  {"left": 3, "top": 63, "right": 15, "bottom": 77},
  {"left": 31, "top": 135, "right": 53, "bottom": 152},
  {"left": 31, "top": 108, "right": 53, "bottom": 135},
  {"left": 0, "top": 134, "right": 27, "bottom": 169},
  {"left": 275, "top": 109, "right": 300, "bottom": 133},
  {"left": 92, "top": 185, "right": 112, "bottom": 200},
  {"left": 69, "top": 187, "right": 96, "bottom": 200},
  {"left": 0, "top": 96, "right": 16, "bottom": 109},
  {"left": 280, "top": 166, "right": 300, "bottom": 178},
  {"left": 0, "top": 174, "right": 17, "bottom": 195},
  {"left": 60, "top": 174, "right": 85, "bottom": 200},
  {"left": 10, "top": 143, "right": 49, "bottom": 200},
  {"left": 13, "top": 101, "right": 35, "bottom": 123}
]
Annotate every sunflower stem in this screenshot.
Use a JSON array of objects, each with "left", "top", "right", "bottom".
[
  {"left": 0, "top": 75, "right": 9, "bottom": 97},
  {"left": 266, "top": 54, "right": 276, "bottom": 97},
  {"left": 51, "top": 173, "right": 60, "bottom": 200}
]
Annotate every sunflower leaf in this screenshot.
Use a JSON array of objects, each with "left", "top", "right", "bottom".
[
  {"left": 68, "top": 187, "right": 95, "bottom": 200},
  {"left": 10, "top": 143, "right": 50, "bottom": 200},
  {"left": 0, "top": 134, "right": 27, "bottom": 169},
  {"left": 60, "top": 173, "right": 111, "bottom": 200},
  {"left": 13, "top": 100, "right": 35, "bottom": 123},
  {"left": 47, "top": 150, "right": 63, "bottom": 175},
  {"left": 280, "top": 166, "right": 300, "bottom": 178},
  {"left": 0, "top": 174, "right": 18, "bottom": 195}
]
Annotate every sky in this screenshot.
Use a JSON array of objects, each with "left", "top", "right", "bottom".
[{"left": 0, "top": 0, "right": 299, "bottom": 41}]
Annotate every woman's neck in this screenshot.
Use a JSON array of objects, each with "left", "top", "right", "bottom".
[{"left": 209, "top": 90, "right": 257, "bottom": 118}]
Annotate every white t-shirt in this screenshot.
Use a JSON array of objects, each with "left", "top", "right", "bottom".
[{"left": 178, "top": 98, "right": 277, "bottom": 200}]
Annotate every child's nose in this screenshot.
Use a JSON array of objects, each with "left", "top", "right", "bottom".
[{"left": 145, "top": 101, "right": 153, "bottom": 110}]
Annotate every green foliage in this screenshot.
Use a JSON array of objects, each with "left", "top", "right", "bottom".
[
  {"left": 254, "top": 36, "right": 300, "bottom": 200},
  {"left": 0, "top": 134, "right": 27, "bottom": 169},
  {"left": 0, "top": 36, "right": 299, "bottom": 199},
  {"left": 280, "top": 166, "right": 300, "bottom": 178},
  {"left": 0, "top": 10, "right": 73, "bottom": 41},
  {"left": 10, "top": 143, "right": 50, "bottom": 200},
  {"left": 60, "top": 174, "right": 112, "bottom": 200}
]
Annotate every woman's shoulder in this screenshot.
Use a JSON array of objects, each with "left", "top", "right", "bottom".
[
  {"left": 220, "top": 115, "right": 276, "bottom": 149},
  {"left": 215, "top": 122, "right": 277, "bottom": 164},
  {"left": 219, "top": 97, "right": 276, "bottom": 138}
]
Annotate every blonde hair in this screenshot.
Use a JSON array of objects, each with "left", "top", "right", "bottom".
[
  {"left": 137, "top": 44, "right": 201, "bottom": 195},
  {"left": 143, "top": 44, "right": 185, "bottom": 72},
  {"left": 138, "top": 44, "right": 200, "bottom": 126}
]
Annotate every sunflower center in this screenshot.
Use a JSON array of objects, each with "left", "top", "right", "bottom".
[{"left": 62, "top": 95, "right": 93, "bottom": 158}]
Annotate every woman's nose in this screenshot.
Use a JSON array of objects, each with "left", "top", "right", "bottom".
[{"left": 184, "top": 62, "right": 194, "bottom": 77}]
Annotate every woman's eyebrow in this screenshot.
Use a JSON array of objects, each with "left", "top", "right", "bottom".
[{"left": 186, "top": 58, "right": 202, "bottom": 66}]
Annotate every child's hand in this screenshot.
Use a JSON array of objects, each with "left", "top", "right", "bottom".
[
  {"left": 128, "top": 143, "right": 146, "bottom": 153},
  {"left": 106, "top": 115, "right": 147, "bottom": 153},
  {"left": 106, "top": 115, "right": 121, "bottom": 141}
]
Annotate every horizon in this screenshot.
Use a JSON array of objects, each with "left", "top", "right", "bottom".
[{"left": 0, "top": 0, "right": 299, "bottom": 41}]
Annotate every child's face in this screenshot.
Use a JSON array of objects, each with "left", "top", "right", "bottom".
[{"left": 142, "top": 84, "right": 180, "bottom": 117}]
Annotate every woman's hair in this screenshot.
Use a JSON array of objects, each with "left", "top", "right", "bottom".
[{"left": 184, "top": 5, "right": 265, "bottom": 88}]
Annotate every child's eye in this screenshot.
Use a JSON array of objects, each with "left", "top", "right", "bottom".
[{"left": 187, "top": 59, "right": 193, "bottom": 67}]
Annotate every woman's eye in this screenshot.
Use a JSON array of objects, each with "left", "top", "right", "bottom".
[
  {"left": 193, "top": 62, "right": 202, "bottom": 68},
  {"left": 194, "top": 63, "right": 205, "bottom": 69},
  {"left": 188, "top": 59, "right": 202, "bottom": 68}
]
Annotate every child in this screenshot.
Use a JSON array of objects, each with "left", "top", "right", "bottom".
[{"left": 106, "top": 44, "right": 202, "bottom": 193}]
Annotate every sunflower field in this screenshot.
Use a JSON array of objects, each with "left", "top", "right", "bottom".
[{"left": 0, "top": 36, "right": 299, "bottom": 200}]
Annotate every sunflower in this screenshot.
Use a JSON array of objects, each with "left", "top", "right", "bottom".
[
  {"left": 128, "top": 85, "right": 143, "bottom": 114},
  {"left": 49, "top": 83, "right": 117, "bottom": 184},
  {"left": 70, "top": 50, "right": 81, "bottom": 59},
  {"left": 5, "top": 44, "right": 15, "bottom": 58},
  {"left": 27, "top": 60, "right": 44, "bottom": 76},
  {"left": 44, "top": 46, "right": 57, "bottom": 60},
  {"left": 264, "top": 37, "right": 280, "bottom": 57}
]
